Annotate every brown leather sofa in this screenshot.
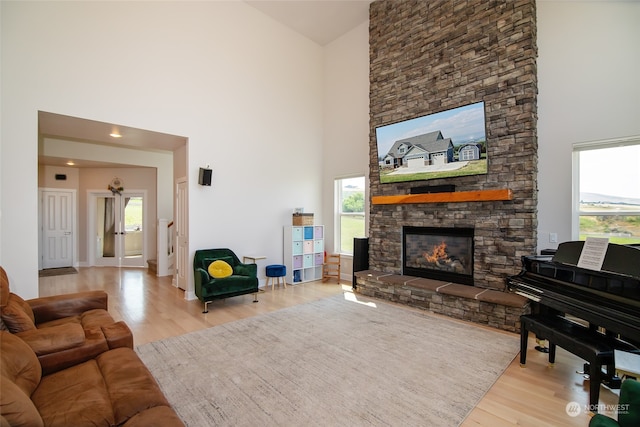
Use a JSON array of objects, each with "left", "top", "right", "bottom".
[
  {"left": 1, "top": 330, "right": 184, "bottom": 427},
  {"left": 0, "top": 266, "right": 133, "bottom": 375}
]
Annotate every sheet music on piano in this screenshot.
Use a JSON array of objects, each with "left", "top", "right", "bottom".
[{"left": 577, "top": 237, "right": 609, "bottom": 271}]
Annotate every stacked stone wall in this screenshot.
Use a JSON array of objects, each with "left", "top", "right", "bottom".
[{"left": 369, "top": 0, "right": 538, "bottom": 290}]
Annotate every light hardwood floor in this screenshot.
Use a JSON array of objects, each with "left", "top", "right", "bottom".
[{"left": 39, "top": 267, "right": 618, "bottom": 426}]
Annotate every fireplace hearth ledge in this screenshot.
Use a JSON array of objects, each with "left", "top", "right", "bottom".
[{"left": 354, "top": 270, "right": 530, "bottom": 333}]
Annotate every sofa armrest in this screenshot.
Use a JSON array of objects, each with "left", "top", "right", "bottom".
[
  {"left": 102, "top": 321, "right": 134, "bottom": 349},
  {"left": 28, "top": 291, "right": 108, "bottom": 324},
  {"left": 194, "top": 268, "right": 211, "bottom": 301},
  {"left": 16, "top": 323, "right": 85, "bottom": 355},
  {"left": 194, "top": 268, "right": 210, "bottom": 286}
]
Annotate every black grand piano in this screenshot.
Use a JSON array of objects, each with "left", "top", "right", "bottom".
[{"left": 507, "top": 241, "right": 640, "bottom": 410}]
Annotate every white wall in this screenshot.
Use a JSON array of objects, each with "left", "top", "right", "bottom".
[
  {"left": 39, "top": 165, "right": 80, "bottom": 189},
  {"left": 5, "top": 1, "right": 636, "bottom": 298},
  {"left": 1, "top": 1, "right": 324, "bottom": 298},
  {"left": 322, "top": 21, "right": 370, "bottom": 277},
  {"left": 537, "top": 1, "right": 640, "bottom": 251}
]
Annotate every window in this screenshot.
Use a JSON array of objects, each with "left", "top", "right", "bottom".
[
  {"left": 573, "top": 136, "right": 640, "bottom": 244},
  {"left": 335, "top": 176, "right": 366, "bottom": 255},
  {"left": 124, "top": 196, "right": 143, "bottom": 232}
]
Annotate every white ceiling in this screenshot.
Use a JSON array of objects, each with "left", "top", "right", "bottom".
[
  {"left": 38, "top": 1, "right": 371, "bottom": 168},
  {"left": 245, "top": 0, "right": 371, "bottom": 46}
]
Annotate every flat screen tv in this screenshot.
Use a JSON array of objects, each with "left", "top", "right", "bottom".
[{"left": 375, "top": 101, "right": 487, "bottom": 184}]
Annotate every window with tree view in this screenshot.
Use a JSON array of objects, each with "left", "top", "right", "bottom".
[
  {"left": 336, "top": 176, "right": 365, "bottom": 255},
  {"left": 574, "top": 137, "right": 640, "bottom": 244}
]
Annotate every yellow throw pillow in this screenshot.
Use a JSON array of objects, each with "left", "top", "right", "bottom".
[{"left": 208, "top": 260, "right": 233, "bottom": 279}]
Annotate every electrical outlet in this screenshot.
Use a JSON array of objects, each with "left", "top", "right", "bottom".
[{"left": 549, "top": 233, "right": 558, "bottom": 243}]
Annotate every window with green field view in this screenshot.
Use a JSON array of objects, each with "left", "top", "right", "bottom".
[
  {"left": 336, "top": 176, "right": 365, "bottom": 255},
  {"left": 574, "top": 138, "right": 640, "bottom": 245},
  {"left": 124, "top": 197, "right": 143, "bottom": 232}
]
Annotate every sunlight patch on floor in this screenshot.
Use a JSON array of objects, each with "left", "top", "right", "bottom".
[
  {"left": 342, "top": 290, "right": 377, "bottom": 308},
  {"left": 120, "top": 270, "right": 146, "bottom": 322}
]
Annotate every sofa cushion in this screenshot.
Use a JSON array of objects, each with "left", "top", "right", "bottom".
[
  {"left": 37, "top": 308, "right": 114, "bottom": 332},
  {"left": 202, "top": 276, "right": 257, "bottom": 296},
  {"left": 1, "top": 294, "right": 36, "bottom": 333},
  {"left": 233, "top": 263, "right": 253, "bottom": 277},
  {"left": 0, "top": 379, "right": 44, "bottom": 427},
  {"left": 208, "top": 260, "right": 233, "bottom": 278},
  {"left": 35, "top": 314, "right": 81, "bottom": 329},
  {"left": 81, "top": 309, "right": 117, "bottom": 330},
  {"left": 16, "top": 323, "right": 85, "bottom": 356},
  {"left": 32, "top": 360, "right": 115, "bottom": 427},
  {"left": 35, "top": 327, "right": 109, "bottom": 376},
  {"left": 0, "top": 331, "right": 41, "bottom": 396},
  {"left": 96, "top": 348, "right": 171, "bottom": 425}
]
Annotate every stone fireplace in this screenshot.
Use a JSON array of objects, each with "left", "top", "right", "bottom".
[
  {"left": 367, "top": 0, "right": 538, "bottom": 291},
  {"left": 403, "top": 226, "right": 474, "bottom": 285},
  {"left": 356, "top": 0, "right": 538, "bottom": 332}
]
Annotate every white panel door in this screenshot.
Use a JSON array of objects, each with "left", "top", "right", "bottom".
[
  {"left": 176, "top": 179, "right": 188, "bottom": 290},
  {"left": 42, "top": 190, "right": 74, "bottom": 269}
]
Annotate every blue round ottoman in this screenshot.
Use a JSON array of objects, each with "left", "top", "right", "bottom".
[{"left": 265, "top": 264, "right": 287, "bottom": 291}]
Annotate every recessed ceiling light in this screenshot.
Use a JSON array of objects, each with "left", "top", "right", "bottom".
[
  {"left": 110, "top": 133, "right": 122, "bottom": 138},
  {"left": 66, "top": 160, "right": 75, "bottom": 166}
]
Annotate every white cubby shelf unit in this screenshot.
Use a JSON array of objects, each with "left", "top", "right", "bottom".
[{"left": 283, "top": 225, "right": 324, "bottom": 284}]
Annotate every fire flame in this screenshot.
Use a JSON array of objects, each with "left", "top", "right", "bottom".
[{"left": 424, "top": 241, "right": 451, "bottom": 264}]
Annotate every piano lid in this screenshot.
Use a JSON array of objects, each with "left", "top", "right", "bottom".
[{"left": 552, "top": 241, "right": 640, "bottom": 280}]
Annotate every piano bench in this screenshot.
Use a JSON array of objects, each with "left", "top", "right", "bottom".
[{"left": 520, "top": 314, "right": 640, "bottom": 411}]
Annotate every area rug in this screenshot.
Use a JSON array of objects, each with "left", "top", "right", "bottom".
[
  {"left": 136, "top": 293, "right": 519, "bottom": 426},
  {"left": 38, "top": 267, "right": 77, "bottom": 277}
]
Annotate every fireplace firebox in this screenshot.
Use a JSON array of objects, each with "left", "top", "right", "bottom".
[{"left": 402, "top": 226, "right": 474, "bottom": 285}]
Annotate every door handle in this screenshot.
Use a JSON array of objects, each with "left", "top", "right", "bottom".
[{"left": 64, "top": 232, "right": 72, "bottom": 235}]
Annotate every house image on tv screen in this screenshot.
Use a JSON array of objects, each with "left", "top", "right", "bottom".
[{"left": 382, "top": 130, "right": 455, "bottom": 169}]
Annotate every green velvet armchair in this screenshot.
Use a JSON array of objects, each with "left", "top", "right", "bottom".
[
  {"left": 589, "top": 379, "right": 640, "bottom": 427},
  {"left": 193, "top": 248, "right": 259, "bottom": 313}
]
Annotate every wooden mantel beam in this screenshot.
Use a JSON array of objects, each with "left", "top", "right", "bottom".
[{"left": 371, "top": 189, "right": 513, "bottom": 205}]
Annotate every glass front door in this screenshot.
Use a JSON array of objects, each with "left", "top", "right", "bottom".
[{"left": 94, "top": 192, "right": 145, "bottom": 267}]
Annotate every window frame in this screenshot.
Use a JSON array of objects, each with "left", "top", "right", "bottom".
[
  {"left": 572, "top": 135, "right": 640, "bottom": 241},
  {"left": 334, "top": 175, "right": 366, "bottom": 256}
]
